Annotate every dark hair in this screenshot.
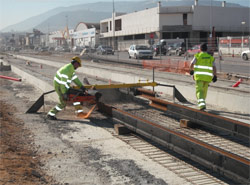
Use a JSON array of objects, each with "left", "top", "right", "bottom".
[{"left": 200, "top": 43, "right": 207, "bottom": 51}]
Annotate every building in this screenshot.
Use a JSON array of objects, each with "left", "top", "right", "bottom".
[
  {"left": 100, "top": 0, "right": 250, "bottom": 50},
  {"left": 71, "top": 22, "right": 100, "bottom": 48},
  {"left": 49, "top": 22, "right": 100, "bottom": 48},
  {"left": 25, "top": 29, "right": 44, "bottom": 48}
]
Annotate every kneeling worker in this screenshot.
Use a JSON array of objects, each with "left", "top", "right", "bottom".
[
  {"left": 189, "top": 43, "right": 217, "bottom": 110},
  {"left": 47, "top": 56, "right": 86, "bottom": 120}
]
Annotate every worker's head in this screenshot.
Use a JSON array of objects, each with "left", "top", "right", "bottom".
[
  {"left": 71, "top": 56, "right": 82, "bottom": 69},
  {"left": 200, "top": 43, "right": 208, "bottom": 52}
]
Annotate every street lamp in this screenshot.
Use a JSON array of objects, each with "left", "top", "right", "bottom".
[{"left": 241, "top": 21, "right": 246, "bottom": 37}]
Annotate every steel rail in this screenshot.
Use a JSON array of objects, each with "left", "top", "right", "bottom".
[
  {"left": 136, "top": 89, "right": 250, "bottom": 141},
  {"left": 97, "top": 102, "right": 250, "bottom": 184}
]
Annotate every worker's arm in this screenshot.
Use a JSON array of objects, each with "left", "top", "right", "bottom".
[
  {"left": 212, "top": 58, "right": 217, "bottom": 82},
  {"left": 72, "top": 72, "right": 84, "bottom": 89},
  {"left": 212, "top": 59, "right": 217, "bottom": 76}
]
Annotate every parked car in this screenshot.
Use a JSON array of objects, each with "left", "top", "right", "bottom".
[
  {"left": 166, "top": 42, "right": 186, "bottom": 56},
  {"left": 241, "top": 50, "right": 250, "bottom": 61},
  {"left": 187, "top": 45, "right": 201, "bottom": 56},
  {"left": 152, "top": 43, "right": 167, "bottom": 56},
  {"left": 128, "top": 45, "right": 153, "bottom": 59},
  {"left": 48, "top": 47, "right": 55, "bottom": 52},
  {"left": 96, "top": 45, "right": 114, "bottom": 55},
  {"left": 38, "top": 46, "right": 49, "bottom": 52}
]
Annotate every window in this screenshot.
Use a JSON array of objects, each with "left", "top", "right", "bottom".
[
  {"left": 183, "top": 14, "right": 187, "bottom": 25},
  {"left": 134, "top": 34, "right": 145, "bottom": 40},
  {"left": 110, "top": 21, "right": 112, "bottom": 31},
  {"left": 124, "top": 35, "right": 133, "bottom": 40},
  {"left": 115, "top": 19, "right": 122, "bottom": 31}
]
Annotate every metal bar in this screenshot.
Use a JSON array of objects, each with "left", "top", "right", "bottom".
[
  {"left": 0, "top": 75, "right": 21, "bottom": 81},
  {"left": 83, "top": 82, "right": 157, "bottom": 90},
  {"left": 141, "top": 95, "right": 250, "bottom": 141}
]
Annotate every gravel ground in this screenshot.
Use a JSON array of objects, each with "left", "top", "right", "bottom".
[{"left": 0, "top": 68, "right": 190, "bottom": 185}]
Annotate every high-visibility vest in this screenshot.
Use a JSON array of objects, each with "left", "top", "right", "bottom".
[
  {"left": 54, "top": 63, "right": 82, "bottom": 94},
  {"left": 194, "top": 52, "right": 214, "bottom": 82}
]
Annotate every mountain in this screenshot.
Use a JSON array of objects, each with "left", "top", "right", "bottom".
[
  {"left": 35, "top": 10, "right": 111, "bottom": 32},
  {"left": 1, "top": 0, "right": 246, "bottom": 33}
]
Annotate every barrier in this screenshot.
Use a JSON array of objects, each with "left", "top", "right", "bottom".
[{"left": 143, "top": 59, "right": 190, "bottom": 74}]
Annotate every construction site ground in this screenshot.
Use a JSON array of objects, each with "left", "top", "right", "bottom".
[
  {"left": 0, "top": 69, "right": 189, "bottom": 184},
  {"left": 1, "top": 52, "right": 249, "bottom": 185}
]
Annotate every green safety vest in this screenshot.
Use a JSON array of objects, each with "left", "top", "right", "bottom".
[
  {"left": 194, "top": 52, "right": 214, "bottom": 82},
  {"left": 54, "top": 63, "right": 83, "bottom": 94}
]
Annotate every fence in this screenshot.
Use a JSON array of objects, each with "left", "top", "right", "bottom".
[
  {"left": 142, "top": 59, "right": 190, "bottom": 75},
  {"left": 218, "top": 36, "right": 250, "bottom": 56}
]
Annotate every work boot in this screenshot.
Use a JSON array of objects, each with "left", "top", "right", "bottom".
[{"left": 47, "top": 114, "right": 57, "bottom": 120}]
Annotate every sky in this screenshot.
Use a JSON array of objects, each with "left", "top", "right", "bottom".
[
  {"left": 0, "top": 0, "right": 144, "bottom": 30},
  {"left": 0, "top": 0, "right": 249, "bottom": 30}
]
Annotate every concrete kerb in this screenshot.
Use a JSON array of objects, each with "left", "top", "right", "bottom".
[
  {"left": 12, "top": 55, "right": 250, "bottom": 115},
  {"left": 11, "top": 65, "right": 58, "bottom": 102}
]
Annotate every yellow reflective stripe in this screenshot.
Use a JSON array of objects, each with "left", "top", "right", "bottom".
[
  {"left": 73, "top": 102, "right": 81, "bottom": 106},
  {"left": 57, "top": 71, "right": 69, "bottom": 79},
  {"left": 194, "top": 65, "right": 213, "bottom": 70},
  {"left": 194, "top": 72, "right": 213, "bottom": 76}
]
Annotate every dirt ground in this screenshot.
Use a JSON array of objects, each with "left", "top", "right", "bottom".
[{"left": 0, "top": 73, "right": 56, "bottom": 184}]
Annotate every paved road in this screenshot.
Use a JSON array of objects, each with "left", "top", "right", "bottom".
[
  {"left": 15, "top": 50, "right": 250, "bottom": 76},
  {"left": 90, "top": 51, "right": 250, "bottom": 76}
]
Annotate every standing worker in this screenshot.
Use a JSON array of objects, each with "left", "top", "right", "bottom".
[
  {"left": 47, "top": 56, "right": 86, "bottom": 120},
  {"left": 189, "top": 43, "right": 217, "bottom": 110}
]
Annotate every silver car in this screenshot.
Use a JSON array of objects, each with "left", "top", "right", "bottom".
[
  {"left": 241, "top": 50, "right": 250, "bottom": 61},
  {"left": 128, "top": 45, "right": 153, "bottom": 59}
]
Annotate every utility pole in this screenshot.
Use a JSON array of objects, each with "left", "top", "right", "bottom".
[
  {"left": 112, "top": 0, "right": 115, "bottom": 49},
  {"left": 209, "top": 0, "right": 213, "bottom": 38}
]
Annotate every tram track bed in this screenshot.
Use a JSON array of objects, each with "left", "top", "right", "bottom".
[{"left": 97, "top": 95, "right": 250, "bottom": 184}]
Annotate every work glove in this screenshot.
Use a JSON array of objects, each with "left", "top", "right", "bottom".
[
  {"left": 62, "top": 93, "right": 68, "bottom": 101},
  {"left": 189, "top": 70, "right": 194, "bottom": 75},
  {"left": 212, "top": 75, "right": 217, "bottom": 83},
  {"left": 80, "top": 86, "right": 86, "bottom": 92}
]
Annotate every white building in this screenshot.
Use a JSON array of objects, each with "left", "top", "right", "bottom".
[
  {"left": 100, "top": 0, "right": 250, "bottom": 50},
  {"left": 49, "top": 22, "right": 100, "bottom": 48},
  {"left": 71, "top": 22, "right": 100, "bottom": 48}
]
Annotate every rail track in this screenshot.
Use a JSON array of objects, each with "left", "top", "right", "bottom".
[{"left": 97, "top": 92, "right": 250, "bottom": 184}]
